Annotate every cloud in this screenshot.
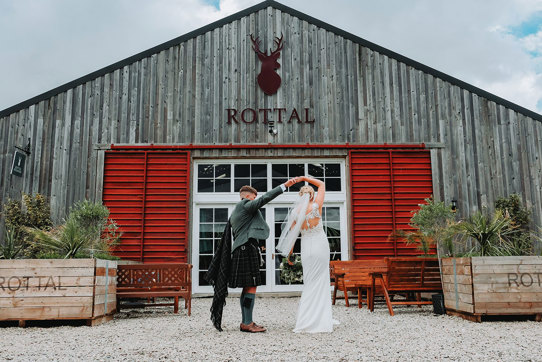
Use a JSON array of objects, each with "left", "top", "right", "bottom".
[{"left": 1, "top": 0, "right": 542, "bottom": 115}]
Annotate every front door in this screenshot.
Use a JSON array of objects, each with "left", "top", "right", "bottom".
[{"left": 192, "top": 159, "right": 348, "bottom": 294}]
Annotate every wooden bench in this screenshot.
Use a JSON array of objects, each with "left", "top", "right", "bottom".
[
  {"left": 330, "top": 259, "right": 387, "bottom": 308},
  {"left": 116, "top": 263, "right": 192, "bottom": 316},
  {"left": 370, "top": 257, "right": 442, "bottom": 316}
]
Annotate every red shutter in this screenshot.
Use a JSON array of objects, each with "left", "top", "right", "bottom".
[
  {"left": 350, "top": 150, "right": 433, "bottom": 259},
  {"left": 103, "top": 151, "right": 190, "bottom": 263}
]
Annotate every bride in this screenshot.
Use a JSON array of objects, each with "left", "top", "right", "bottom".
[{"left": 276, "top": 175, "right": 338, "bottom": 333}]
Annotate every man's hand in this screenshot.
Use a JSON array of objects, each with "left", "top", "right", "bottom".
[{"left": 284, "top": 177, "right": 298, "bottom": 188}]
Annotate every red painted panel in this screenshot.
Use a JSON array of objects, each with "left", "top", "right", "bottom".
[
  {"left": 350, "top": 150, "right": 433, "bottom": 259},
  {"left": 103, "top": 151, "right": 190, "bottom": 263}
]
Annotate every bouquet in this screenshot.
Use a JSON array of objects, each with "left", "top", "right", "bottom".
[{"left": 279, "top": 255, "right": 303, "bottom": 284}]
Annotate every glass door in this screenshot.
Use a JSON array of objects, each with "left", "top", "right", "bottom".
[
  {"left": 269, "top": 204, "right": 346, "bottom": 292},
  {"left": 192, "top": 159, "right": 348, "bottom": 294}
]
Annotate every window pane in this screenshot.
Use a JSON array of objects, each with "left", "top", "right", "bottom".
[
  {"left": 199, "top": 224, "right": 213, "bottom": 239},
  {"left": 198, "top": 179, "right": 213, "bottom": 193},
  {"left": 200, "top": 209, "right": 213, "bottom": 223},
  {"left": 252, "top": 178, "right": 267, "bottom": 192},
  {"left": 252, "top": 164, "right": 267, "bottom": 177},
  {"left": 235, "top": 178, "right": 250, "bottom": 192},
  {"left": 272, "top": 164, "right": 287, "bottom": 178},
  {"left": 214, "top": 224, "right": 226, "bottom": 238},
  {"left": 235, "top": 164, "right": 250, "bottom": 178},
  {"left": 328, "top": 238, "right": 341, "bottom": 253},
  {"left": 275, "top": 223, "right": 283, "bottom": 237},
  {"left": 272, "top": 178, "right": 286, "bottom": 189},
  {"left": 199, "top": 255, "right": 213, "bottom": 269},
  {"left": 325, "top": 226, "right": 341, "bottom": 238},
  {"left": 326, "top": 178, "right": 341, "bottom": 191},
  {"left": 214, "top": 164, "right": 231, "bottom": 178},
  {"left": 199, "top": 271, "right": 210, "bottom": 286},
  {"left": 325, "top": 207, "right": 340, "bottom": 221},
  {"left": 198, "top": 164, "right": 214, "bottom": 178},
  {"left": 288, "top": 164, "right": 304, "bottom": 177},
  {"left": 275, "top": 208, "right": 288, "bottom": 222},
  {"left": 308, "top": 163, "right": 324, "bottom": 177},
  {"left": 200, "top": 239, "right": 213, "bottom": 254},
  {"left": 289, "top": 183, "right": 302, "bottom": 192},
  {"left": 325, "top": 164, "right": 341, "bottom": 177},
  {"left": 214, "top": 178, "right": 230, "bottom": 192},
  {"left": 215, "top": 209, "right": 228, "bottom": 222}
]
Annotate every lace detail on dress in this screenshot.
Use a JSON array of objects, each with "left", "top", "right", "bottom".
[{"left": 301, "top": 203, "right": 323, "bottom": 237}]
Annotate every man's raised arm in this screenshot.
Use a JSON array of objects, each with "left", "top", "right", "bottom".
[{"left": 243, "top": 177, "right": 298, "bottom": 212}]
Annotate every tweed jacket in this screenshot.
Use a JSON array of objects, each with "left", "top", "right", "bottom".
[{"left": 230, "top": 185, "right": 284, "bottom": 252}]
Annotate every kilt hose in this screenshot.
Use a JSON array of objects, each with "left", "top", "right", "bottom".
[{"left": 229, "top": 239, "right": 263, "bottom": 288}]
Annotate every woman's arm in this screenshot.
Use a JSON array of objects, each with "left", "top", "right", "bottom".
[{"left": 300, "top": 176, "right": 325, "bottom": 210}]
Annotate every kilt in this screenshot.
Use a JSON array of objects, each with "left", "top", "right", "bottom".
[{"left": 229, "top": 239, "right": 262, "bottom": 288}]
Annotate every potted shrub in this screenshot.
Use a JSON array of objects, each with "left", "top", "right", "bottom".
[
  {"left": 0, "top": 196, "right": 120, "bottom": 326},
  {"left": 393, "top": 197, "right": 456, "bottom": 314},
  {"left": 441, "top": 195, "right": 542, "bottom": 322}
]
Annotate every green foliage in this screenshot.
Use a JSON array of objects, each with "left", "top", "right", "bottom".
[
  {"left": 394, "top": 229, "right": 435, "bottom": 257},
  {"left": 393, "top": 197, "right": 456, "bottom": 257},
  {"left": 451, "top": 210, "right": 518, "bottom": 256},
  {"left": 495, "top": 194, "right": 531, "bottom": 228},
  {"left": 279, "top": 255, "right": 303, "bottom": 284},
  {"left": 495, "top": 194, "right": 534, "bottom": 256},
  {"left": 27, "top": 200, "right": 121, "bottom": 259},
  {"left": 28, "top": 218, "right": 91, "bottom": 259},
  {"left": 0, "top": 227, "right": 25, "bottom": 259},
  {"left": 2, "top": 193, "right": 52, "bottom": 258}
]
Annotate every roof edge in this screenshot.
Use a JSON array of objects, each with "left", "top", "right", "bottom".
[{"left": 1, "top": 0, "right": 541, "bottom": 122}]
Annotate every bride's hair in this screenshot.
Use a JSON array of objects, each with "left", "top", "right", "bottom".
[{"left": 299, "top": 185, "right": 315, "bottom": 201}]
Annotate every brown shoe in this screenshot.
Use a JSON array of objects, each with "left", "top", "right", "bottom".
[{"left": 240, "top": 322, "right": 266, "bottom": 333}]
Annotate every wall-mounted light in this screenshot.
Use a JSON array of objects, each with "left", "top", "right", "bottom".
[
  {"left": 268, "top": 120, "right": 278, "bottom": 136},
  {"left": 451, "top": 198, "right": 457, "bottom": 213}
]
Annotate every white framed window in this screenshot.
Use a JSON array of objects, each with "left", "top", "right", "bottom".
[{"left": 192, "top": 158, "right": 348, "bottom": 293}]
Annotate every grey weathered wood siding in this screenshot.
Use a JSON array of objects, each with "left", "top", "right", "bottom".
[{"left": 1, "top": 6, "right": 541, "bottom": 234}]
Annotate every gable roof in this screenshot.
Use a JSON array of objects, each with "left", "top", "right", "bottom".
[{"left": 1, "top": 0, "right": 541, "bottom": 122}]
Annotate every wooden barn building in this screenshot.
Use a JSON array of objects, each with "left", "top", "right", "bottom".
[{"left": 1, "top": 0, "right": 541, "bottom": 293}]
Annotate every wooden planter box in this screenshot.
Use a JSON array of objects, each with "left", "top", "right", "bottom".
[
  {"left": 441, "top": 256, "right": 542, "bottom": 322},
  {"left": 0, "top": 258, "right": 117, "bottom": 326}
]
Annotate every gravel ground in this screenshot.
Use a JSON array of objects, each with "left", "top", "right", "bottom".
[{"left": 1, "top": 296, "right": 541, "bottom": 361}]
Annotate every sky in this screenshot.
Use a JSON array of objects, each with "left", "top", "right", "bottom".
[{"left": 1, "top": 0, "right": 542, "bottom": 114}]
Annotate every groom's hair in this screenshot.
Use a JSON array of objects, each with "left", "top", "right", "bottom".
[{"left": 239, "top": 185, "right": 257, "bottom": 195}]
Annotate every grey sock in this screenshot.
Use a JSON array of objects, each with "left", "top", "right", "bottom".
[
  {"left": 240, "top": 291, "right": 246, "bottom": 324},
  {"left": 242, "top": 293, "right": 255, "bottom": 324}
]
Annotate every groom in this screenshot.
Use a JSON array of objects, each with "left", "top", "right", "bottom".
[{"left": 229, "top": 178, "right": 297, "bottom": 333}]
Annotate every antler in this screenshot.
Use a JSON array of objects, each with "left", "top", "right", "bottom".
[
  {"left": 250, "top": 34, "right": 266, "bottom": 56},
  {"left": 269, "top": 33, "right": 284, "bottom": 56}
]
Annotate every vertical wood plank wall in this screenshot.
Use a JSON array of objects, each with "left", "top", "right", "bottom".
[{"left": 0, "top": 7, "right": 541, "bottom": 235}]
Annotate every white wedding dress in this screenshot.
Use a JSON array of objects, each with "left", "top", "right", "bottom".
[{"left": 293, "top": 203, "right": 339, "bottom": 333}]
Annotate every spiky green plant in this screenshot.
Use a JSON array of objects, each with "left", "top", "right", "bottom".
[
  {"left": 0, "top": 227, "right": 25, "bottom": 259},
  {"left": 27, "top": 218, "right": 91, "bottom": 259},
  {"left": 452, "top": 210, "right": 517, "bottom": 256},
  {"left": 27, "top": 200, "right": 121, "bottom": 259}
]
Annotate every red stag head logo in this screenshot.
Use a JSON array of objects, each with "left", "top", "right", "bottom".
[{"left": 250, "top": 33, "right": 284, "bottom": 95}]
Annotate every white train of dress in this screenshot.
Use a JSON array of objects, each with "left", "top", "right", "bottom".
[{"left": 293, "top": 203, "right": 339, "bottom": 333}]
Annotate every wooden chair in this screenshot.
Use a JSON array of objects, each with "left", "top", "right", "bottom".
[
  {"left": 330, "top": 259, "right": 387, "bottom": 307},
  {"left": 370, "top": 257, "right": 441, "bottom": 316},
  {"left": 116, "top": 263, "right": 192, "bottom": 315}
]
